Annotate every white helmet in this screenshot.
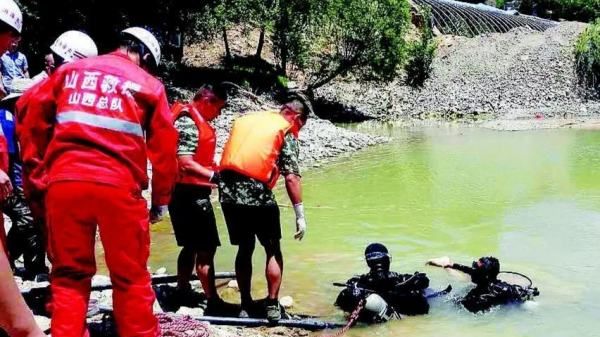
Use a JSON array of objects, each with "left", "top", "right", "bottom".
[
  {"left": 122, "top": 27, "right": 161, "bottom": 66},
  {"left": 0, "top": 0, "right": 22, "bottom": 33},
  {"left": 50, "top": 30, "right": 98, "bottom": 62}
]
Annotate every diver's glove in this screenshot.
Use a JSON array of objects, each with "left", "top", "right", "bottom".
[
  {"left": 524, "top": 286, "right": 540, "bottom": 299},
  {"left": 293, "top": 203, "right": 307, "bottom": 240},
  {"left": 350, "top": 283, "right": 364, "bottom": 298},
  {"left": 150, "top": 205, "right": 169, "bottom": 224}
]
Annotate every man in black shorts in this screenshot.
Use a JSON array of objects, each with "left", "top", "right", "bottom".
[
  {"left": 169, "top": 85, "right": 227, "bottom": 313},
  {"left": 218, "top": 96, "right": 311, "bottom": 321}
]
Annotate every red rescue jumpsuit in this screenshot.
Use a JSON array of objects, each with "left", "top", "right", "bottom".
[
  {"left": 19, "top": 51, "right": 178, "bottom": 337},
  {"left": 0, "top": 127, "right": 8, "bottom": 249},
  {"left": 15, "top": 79, "right": 47, "bottom": 220}
]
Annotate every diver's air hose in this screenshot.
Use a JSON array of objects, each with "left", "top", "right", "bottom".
[{"left": 498, "top": 271, "right": 534, "bottom": 288}]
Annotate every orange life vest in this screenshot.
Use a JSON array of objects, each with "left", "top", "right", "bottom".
[
  {"left": 220, "top": 111, "right": 293, "bottom": 189},
  {"left": 172, "top": 102, "right": 216, "bottom": 187}
]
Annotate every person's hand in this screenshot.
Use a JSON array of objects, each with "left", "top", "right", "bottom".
[
  {"left": 150, "top": 205, "right": 168, "bottom": 224},
  {"left": 0, "top": 170, "right": 13, "bottom": 202},
  {"left": 293, "top": 203, "right": 306, "bottom": 241},
  {"left": 294, "top": 217, "right": 306, "bottom": 241},
  {"left": 350, "top": 282, "right": 363, "bottom": 298},
  {"left": 426, "top": 256, "right": 453, "bottom": 268},
  {"left": 209, "top": 171, "right": 221, "bottom": 184},
  {"left": 29, "top": 196, "right": 46, "bottom": 222}
]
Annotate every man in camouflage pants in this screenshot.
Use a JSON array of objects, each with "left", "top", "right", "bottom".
[
  {"left": 0, "top": 96, "right": 47, "bottom": 281},
  {"left": 218, "top": 97, "right": 310, "bottom": 321}
]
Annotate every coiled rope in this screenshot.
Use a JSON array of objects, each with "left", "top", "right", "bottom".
[{"left": 157, "top": 313, "right": 210, "bottom": 337}]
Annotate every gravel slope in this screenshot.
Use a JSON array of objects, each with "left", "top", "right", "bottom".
[{"left": 316, "top": 22, "right": 600, "bottom": 120}]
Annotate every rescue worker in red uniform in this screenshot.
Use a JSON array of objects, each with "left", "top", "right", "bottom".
[
  {"left": 0, "top": 121, "right": 10, "bottom": 206},
  {"left": 218, "top": 97, "right": 311, "bottom": 321},
  {"left": 169, "top": 84, "right": 231, "bottom": 314},
  {"left": 4, "top": 31, "right": 97, "bottom": 281},
  {"left": 0, "top": 0, "right": 19, "bottom": 248},
  {"left": 19, "top": 27, "right": 178, "bottom": 337},
  {"left": 15, "top": 30, "right": 98, "bottom": 221},
  {"left": 0, "top": 1, "right": 45, "bottom": 336}
]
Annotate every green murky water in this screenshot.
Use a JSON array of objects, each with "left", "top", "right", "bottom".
[{"left": 141, "top": 125, "right": 600, "bottom": 336}]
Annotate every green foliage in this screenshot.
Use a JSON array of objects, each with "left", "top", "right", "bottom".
[
  {"left": 575, "top": 20, "right": 600, "bottom": 94},
  {"left": 14, "top": 0, "right": 412, "bottom": 90},
  {"left": 272, "top": 0, "right": 317, "bottom": 71},
  {"left": 496, "top": 0, "right": 506, "bottom": 9},
  {"left": 405, "top": 7, "right": 437, "bottom": 87},
  {"left": 297, "top": 0, "right": 411, "bottom": 90},
  {"left": 521, "top": 0, "right": 600, "bottom": 22},
  {"left": 277, "top": 75, "right": 290, "bottom": 88},
  {"left": 188, "top": 0, "right": 276, "bottom": 42},
  {"left": 16, "top": 0, "right": 193, "bottom": 69}
]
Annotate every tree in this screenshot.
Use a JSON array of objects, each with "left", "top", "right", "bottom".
[
  {"left": 292, "top": 0, "right": 411, "bottom": 90},
  {"left": 187, "top": 0, "right": 277, "bottom": 61},
  {"left": 16, "top": 0, "right": 193, "bottom": 69},
  {"left": 272, "top": 0, "right": 317, "bottom": 74},
  {"left": 575, "top": 19, "right": 600, "bottom": 95},
  {"left": 405, "top": 6, "right": 437, "bottom": 87},
  {"left": 521, "top": 0, "right": 600, "bottom": 22}
]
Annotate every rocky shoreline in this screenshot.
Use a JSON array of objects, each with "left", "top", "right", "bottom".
[
  {"left": 18, "top": 273, "right": 319, "bottom": 337},
  {"left": 174, "top": 87, "right": 389, "bottom": 167},
  {"left": 315, "top": 22, "right": 600, "bottom": 123}
]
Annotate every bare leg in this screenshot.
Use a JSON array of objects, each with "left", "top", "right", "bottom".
[
  {"left": 177, "top": 246, "right": 196, "bottom": 290},
  {"left": 235, "top": 240, "right": 256, "bottom": 306},
  {"left": 0, "top": 240, "right": 45, "bottom": 337},
  {"left": 264, "top": 240, "right": 283, "bottom": 300},
  {"left": 195, "top": 248, "right": 218, "bottom": 300}
]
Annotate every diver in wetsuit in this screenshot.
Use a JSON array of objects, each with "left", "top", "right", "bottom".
[
  {"left": 427, "top": 256, "right": 539, "bottom": 313},
  {"left": 335, "top": 243, "right": 430, "bottom": 323}
]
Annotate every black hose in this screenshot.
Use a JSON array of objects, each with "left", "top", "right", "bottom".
[
  {"left": 498, "top": 271, "right": 533, "bottom": 288},
  {"left": 21, "top": 272, "right": 237, "bottom": 295},
  {"left": 198, "top": 316, "right": 345, "bottom": 331}
]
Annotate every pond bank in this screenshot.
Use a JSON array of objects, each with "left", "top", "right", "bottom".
[
  {"left": 315, "top": 22, "right": 600, "bottom": 122},
  {"left": 175, "top": 88, "right": 390, "bottom": 168},
  {"left": 14, "top": 119, "right": 600, "bottom": 337}
]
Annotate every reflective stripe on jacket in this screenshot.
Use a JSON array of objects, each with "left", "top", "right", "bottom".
[{"left": 18, "top": 52, "right": 178, "bottom": 205}]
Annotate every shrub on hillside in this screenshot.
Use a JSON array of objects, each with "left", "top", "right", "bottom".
[
  {"left": 303, "top": 0, "right": 412, "bottom": 90},
  {"left": 521, "top": 0, "right": 600, "bottom": 22},
  {"left": 575, "top": 20, "right": 600, "bottom": 95},
  {"left": 405, "top": 8, "right": 437, "bottom": 87}
]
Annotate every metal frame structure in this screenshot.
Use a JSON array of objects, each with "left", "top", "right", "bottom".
[{"left": 413, "top": 0, "right": 557, "bottom": 36}]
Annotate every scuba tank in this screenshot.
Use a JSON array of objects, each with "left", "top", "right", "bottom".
[{"left": 363, "top": 293, "right": 398, "bottom": 323}]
